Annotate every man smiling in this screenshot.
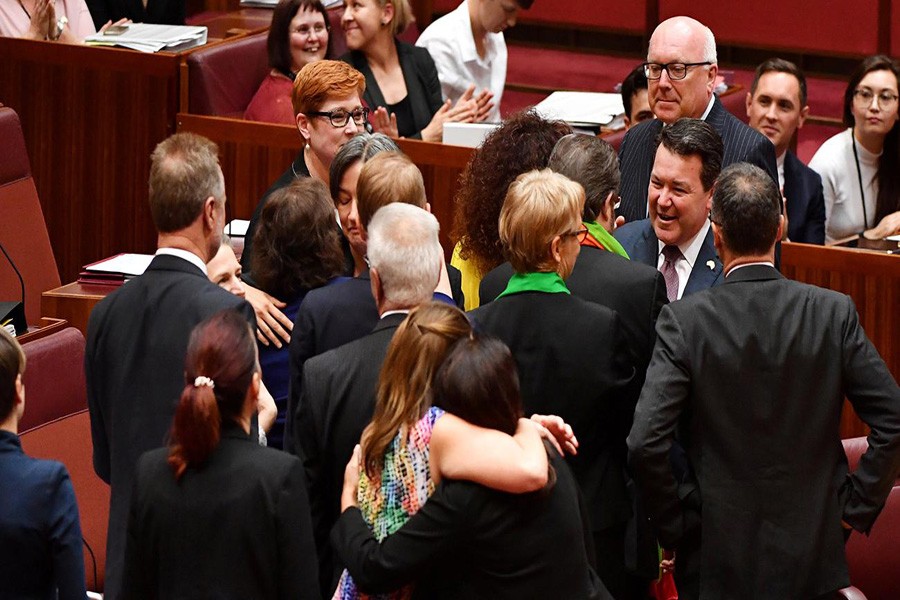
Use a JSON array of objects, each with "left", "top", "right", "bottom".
[
  {"left": 615, "top": 119, "right": 724, "bottom": 301},
  {"left": 617, "top": 16, "right": 777, "bottom": 223},
  {"left": 746, "top": 58, "right": 825, "bottom": 244}
]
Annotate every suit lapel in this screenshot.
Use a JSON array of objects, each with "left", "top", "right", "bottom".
[
  {"left": 395, "top": 42, "right": 429, "bottom": 129},
  {"left": 684, "top": 227, "right": 723, "bottom": 295},
  {"left": 704, "top": 96, "right": 727, "bottom": 132}
]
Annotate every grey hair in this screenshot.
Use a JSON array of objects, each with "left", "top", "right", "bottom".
[
  {"left": 329, "top": 132, "right": 400, "bottom": 200},
  {"left": 649, "top": 16, "right": 717, "bottom": 64},
  {"left": 367, "top": 203, "right": 443, "bottom": 308},
  {"left": 548, "top": 133, "right": 619, "bottom": 222}
]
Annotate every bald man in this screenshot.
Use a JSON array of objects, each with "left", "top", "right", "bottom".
[{"left": 617, "top": 16, "right": 778, "bottom": 223}]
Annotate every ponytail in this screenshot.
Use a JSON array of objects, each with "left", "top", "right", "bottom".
[{"left": 168, "top": 380, "right": 221, "bottom": 481}]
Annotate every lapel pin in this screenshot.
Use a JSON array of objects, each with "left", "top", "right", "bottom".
[{"left": 706, "top": 260, "right": 715, "bottom": 270}]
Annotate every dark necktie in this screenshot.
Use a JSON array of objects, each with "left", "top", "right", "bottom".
[{"left": 661, "top": 245, "right": 683, "bottom": 302}]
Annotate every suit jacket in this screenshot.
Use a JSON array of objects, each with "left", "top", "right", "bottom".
[
  {"left": 331, "top": 448, "right": 609, "bottom": 600},
  {"left": 85, "top": 0, "right": 183, "bottom": 29},
  {"left": 0, "top": 431, "right": 85, "bottom": 600},
  {"left": 613, "top": 219, "right": 724, "bottom": 296},
  {"left": 85, "top": 254, "right": 255, "bottom": 600},
  {"left": 627, "top": 265, "right": 900, "bottom": 599},
  {"left": 617, "top": 96, "right": 778, "bottom": 223},
  {"left": 121, "top": 424, "right": 320, "bottom": 599},
  {"left": 469, "top": 293, "right": 634, "bottom": 534},
  {"left": 341, "top": 40, "right": 443, "bottom": 140},
  {"left": 294, "top": 312, "right": 407, "bottom": 598},
  {"left": 783, "top": 150, "right": 826, "bottom": 245}
]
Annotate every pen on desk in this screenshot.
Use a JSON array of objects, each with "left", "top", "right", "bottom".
[{"left": 0, "top": 318, "right": 12, "bottom": 327}]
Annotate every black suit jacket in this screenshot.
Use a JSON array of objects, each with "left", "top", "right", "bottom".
[
  {"left": 783, "top": 150, "right": 826, "bottom": 245},
  {"left": 85, "top": 254, "right": 255, "bottom": 600},
  {"left": 627, "top": 265, "right": 900, "bottom": 599},
  {"left": 613, "top": 219, "right": 724, "bottom": 296},
  {"left": 122, "top": 425, "right": 320, "bottom": 599},
  {"left": 341, "top": 40, "right": 443, "bottom": 140},
  {"left": 617, "top": 96, "right": 778, "bottom": 223},
  {"left": 332, "top": 448, "right": 609, "bottom": 600},
  {"left": 469, "top": 293, "right": 634, "bottom": 534},
  {"left": 85, "top": 0, "right": 183, "bottom": 29},
  {"left": 295, "top": 312, "right": 407, "bottom": 598}
]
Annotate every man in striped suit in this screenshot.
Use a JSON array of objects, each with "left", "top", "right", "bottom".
[{"left": 617, "top": 16, "right": 778, "bottom": 223}]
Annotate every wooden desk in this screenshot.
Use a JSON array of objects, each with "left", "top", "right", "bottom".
[{"left": 41, "top": 283, "right": 115, "bottom": 337}]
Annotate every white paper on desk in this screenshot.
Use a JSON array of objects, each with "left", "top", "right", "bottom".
[
  {"left": 226, "top": 219, "right": 250, "bottom": 237},
  {"left": 534, "top": 92, "right": 625, "bottom": 127},
  {"left": 84, "top": 254, "right": 154, "bottom": 276},
  {"left": 887, "top": 234, "right": 900, "bottom": 242},
  {"left": 85, "top": 24, "right": 207, "bottom": 53}
]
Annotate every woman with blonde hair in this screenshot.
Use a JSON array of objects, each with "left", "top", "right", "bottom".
[{"left": 334, "top": 301, "right": 574, "bottom": 599}]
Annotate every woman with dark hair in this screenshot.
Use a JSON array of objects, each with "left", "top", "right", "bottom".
[
  {"left": 329, "top": 131, "right": 400, "bottom": 276},
  {"left": 333, "top": 332, "right": 604, "bottom": 599},
  {"left": 250, "top": 177, "right": 348, "bottom": 448},
  {"left": 450, "top": 110, "right": 571, "bottom": 308},
  {"left": 810, "top": 54, "right": 900, "bottom": 242},
  {"left": 245, "top": 0, "right": 332, "bottom": 124},
  {"left": 0, "top": 327, "right": 86, "bottom": 600},
  {"left": 121, "top": 309, "right": 319, "bottom": 599},
  {"left": 333, "top": 301, "right": 576, "bottom": 599},
  {"left": 340, "top": 0, "right": 488, "bottom": 140}
]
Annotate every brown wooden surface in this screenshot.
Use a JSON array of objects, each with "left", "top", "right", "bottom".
[
  {"left": 41, "top": 282, "right": 115, "bottom": 337},
  {"left": 0, "top": 38, "right": 181, "bottom": 283},
  {"left": 17, "top": 318, "right": 68, "bottom": 344},
  {"left": 782, "top": 242, "right": 900, "bottom": 438}
]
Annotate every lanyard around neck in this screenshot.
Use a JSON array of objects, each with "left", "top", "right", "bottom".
[{"left": 851, "top": 134, "right": 870, "bottom": 230}]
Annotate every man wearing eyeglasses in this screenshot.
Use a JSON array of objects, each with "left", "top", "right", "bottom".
[{"left": 617, "top": 16, "right": 778, "bottom": 224}]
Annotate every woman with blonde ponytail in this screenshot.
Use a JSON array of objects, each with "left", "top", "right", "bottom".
[{"left": 121, "top": 309, "right": 320, "bottom": 599}]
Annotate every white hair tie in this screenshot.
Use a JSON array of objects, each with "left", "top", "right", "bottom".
[{"left": 194, "top": 376, "right": 215, "bottom": 389}]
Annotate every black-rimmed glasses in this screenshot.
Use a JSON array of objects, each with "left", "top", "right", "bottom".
[
  {"left": 643, "top": 61, "right": 712, "bottom": 81},
  {"left": 307, "top": 107, "right": 369, "bottom": 128}
]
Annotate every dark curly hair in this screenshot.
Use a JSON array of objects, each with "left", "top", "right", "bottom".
[
  {"left": 250, "top": 178, "right": 345, "bottom": 301},
  {"left": 451, "top": 110, "right": 571, "bottom": 276}
]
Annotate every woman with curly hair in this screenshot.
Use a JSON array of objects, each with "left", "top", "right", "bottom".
[
  {"left": 450, "top": 110, "right": 571, "bottom": 309},
  {"left": 250, "top": 177, "right": 348, "bottom": 448}
]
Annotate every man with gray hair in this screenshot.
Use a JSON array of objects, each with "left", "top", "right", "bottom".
[
  {"left": 85, "top": 133, "right": 255, "bottom": 599},
  {"left": 295, "top": 203, "right": 443, "bottom": 597},
  {"left": 617, "top": 16, "right": 778, "bottom": 223},
  {"left": 627, "top": 162, "right": 900, "bottom": 599}
]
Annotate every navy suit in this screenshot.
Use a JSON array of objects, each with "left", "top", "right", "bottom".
[
  {"left": 617, "top": 97, "right": 778, "bottom": 223},
  {"left": 0, "top": 430, "right": 85, "bottom": 600},
  {"left": 614, "top": 219, "right": 724, "bottom": 296},
  {"left": 783, "top": 151, "right": 826, "bottom": 245}
]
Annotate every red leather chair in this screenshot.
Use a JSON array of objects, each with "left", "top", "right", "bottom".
[
  {"left": 0, "top": 106, "right": 61, "bottom": 325},
  {"left": 842, "top": 437, "right": 869, "bottom": 473},
  {"left": 20, "top": 409, "right": 110, "bottom": 594},
  {"left": 186, "top": 32, "right": 270, "bottom": 117},
  {"left": 18, "top": 327, "right": 87, "bottom": 432}
]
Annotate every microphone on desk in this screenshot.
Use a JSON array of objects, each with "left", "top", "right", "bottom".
[{"left": 0, "top": 240, "right": 27, "bottom": 336}]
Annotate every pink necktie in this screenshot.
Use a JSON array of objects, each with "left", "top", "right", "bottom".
[{"left": 661, "top": 245, "right": 682, "bottom": 302}]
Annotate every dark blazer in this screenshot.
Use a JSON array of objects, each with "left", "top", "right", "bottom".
[
  {"left": 783, "top": 150, "right": 826, "bottom": 245},
  {"left": 627, "top": 265, "right": 900, "bottom": 599},
  {"left": 85, "top": 0, "right": 183, "bottom": 29},
  {"left": 294, "top": 312, "right": 407, "bottom": 598},
  {"left": 331, "top": 448, "right": 609, "bottom": 600},
  {"left": 617, "top": 96, "right": 778, "bottom": 223},
  {"left": 614, "top": 219, "right": 724, "bottom": 296},
  {"left": 85, "top": 254, "right": 255, "bottom": 600},
  {"left": 341, "top": 40, "right": 443, "bottom": 140},
  {"left": 0, "top": 431, "right": 85, "bottom": 600},
  {"left": 121, "top": 424, "right": 320, "bottom": 599}
]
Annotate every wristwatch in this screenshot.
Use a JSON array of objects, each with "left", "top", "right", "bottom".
[{"left": 49, "top": 15, "right": 67, "bottom": 41}]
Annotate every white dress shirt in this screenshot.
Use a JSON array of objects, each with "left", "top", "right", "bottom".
[
  {"left": 156, "top": 247, "right": 208, "bottom": 276},
  {"left": 656, "top": 218, "right": 711, "bottom": 300},
  {"left": 415, "top": 0, "right": 505, "bottom": 122}
]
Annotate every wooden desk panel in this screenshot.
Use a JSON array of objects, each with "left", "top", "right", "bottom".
[{"left": 41, "top": 282, "right": 113, "bottom": 337}]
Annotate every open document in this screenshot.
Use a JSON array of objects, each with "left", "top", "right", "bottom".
[{"left": 85, "top": 24, "right": 208, "bottom": 53}]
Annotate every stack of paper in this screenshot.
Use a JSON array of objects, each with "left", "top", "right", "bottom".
[
  {"left": 85, "top": 24, "right": 208, "bottom": 53},
  {"left": 534, "top": 92, "right": 625, "bottom": 128},
  {"left": 78, "top": 254, "right": 154, "bottom": 286},
  {"left": 225, "top": 219, "right": 250, "bottom": 238}
]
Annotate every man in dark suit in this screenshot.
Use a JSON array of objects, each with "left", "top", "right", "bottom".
[
  {"left": 617, "top": 16, "right": 778, "bottom": 223},
  {"left": 294, "top": 203, "right": 445, "bottom": 598},
  {"left": 85, "top": 133, "right": 255, "bottom": 600},
  {"left": 615, "top": 119, "right": 725, "bottom": 301},
  {"left": 627, "top": 163, "right": 900, "bottom": 600},
  {"left": 746, "top": 58, "right": 825, "bottom": 244}
]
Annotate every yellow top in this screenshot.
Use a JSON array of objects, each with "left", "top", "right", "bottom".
[{"left": 450, "top": 242, "right": 483, "bottom": 311}]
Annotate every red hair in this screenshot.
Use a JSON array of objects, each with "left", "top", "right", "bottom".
[{"left": 168, "top": 309, "right": 257, "bottom": 481}]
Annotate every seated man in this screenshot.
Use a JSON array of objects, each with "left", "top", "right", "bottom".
[
  {"left": 621, "top": 65, "right": 653, "bottom": 129},
  {"left": 416, "top": 0, "right": 535, "bottom": 122},
  {"left": 745, "top": 57, "right": 825, "bottom": 244},
  {"left": 615, "top": 119, "right": 725, "bottom": 301}
]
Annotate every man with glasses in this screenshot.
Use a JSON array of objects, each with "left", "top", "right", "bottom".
[
  {"left": 746, "top": 58, "right": 825, "bottom": 244},
  {"left": 617, "top": 16, "right": 778, "bottom": 224}
]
